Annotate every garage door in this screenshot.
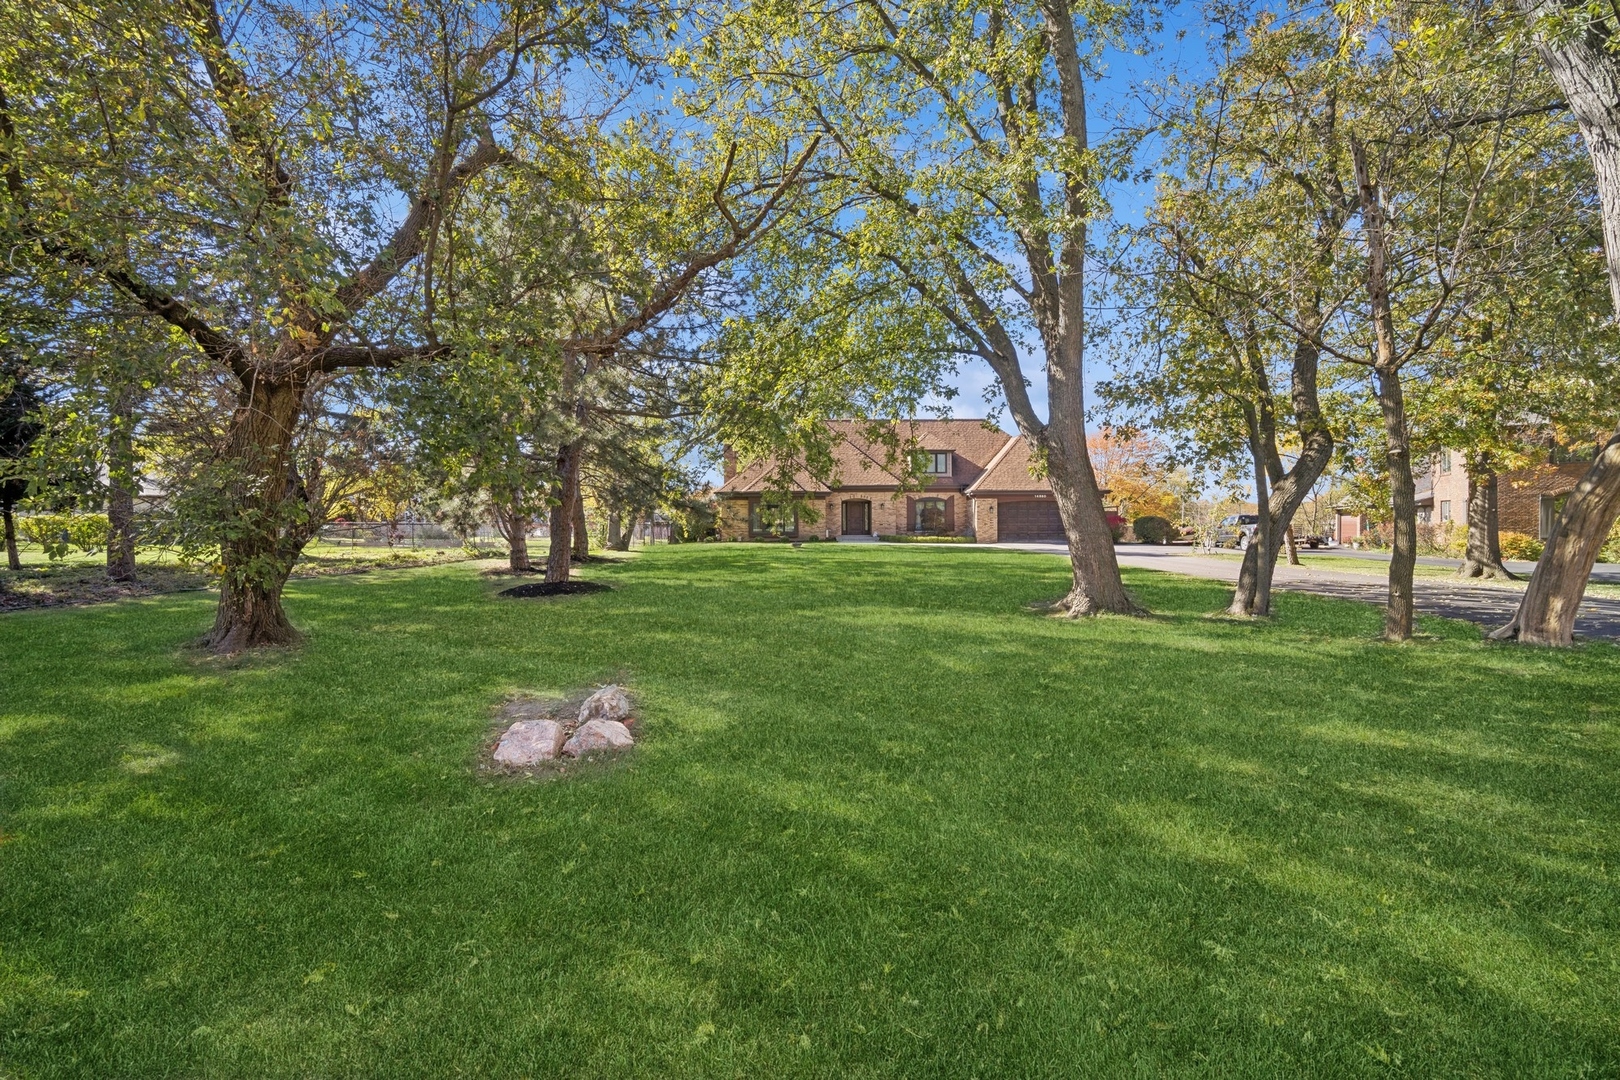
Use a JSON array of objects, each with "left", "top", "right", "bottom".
[{"left": 998, "top": 498, "right": 1065, "bottom": 542}]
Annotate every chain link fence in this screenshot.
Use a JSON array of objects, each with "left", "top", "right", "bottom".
[{"left": 318, "top": 517, "right": 674, "bottom": 548}]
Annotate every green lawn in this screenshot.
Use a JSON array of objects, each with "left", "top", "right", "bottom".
[{"left": 1, "top": 545, "right": 1617, "bottom": 1078}]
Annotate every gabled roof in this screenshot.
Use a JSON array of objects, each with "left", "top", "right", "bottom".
[
  {"left": 717, "top": 419, "right": 1014, "bottom": 495},
  {"left": 963, "top": 435, "right": 1052, "bottom": 495}
]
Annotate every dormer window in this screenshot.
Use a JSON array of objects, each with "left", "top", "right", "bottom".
[{"left": 924, "top": 451, "right": 951, "bottom": 476}]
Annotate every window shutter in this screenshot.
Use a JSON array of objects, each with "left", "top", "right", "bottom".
[
  {"left": 905, "top": 496, "right": 915, "bottom": 532},
  {"left": 945, "top": 496, "right": 956, "bottom": 533}
]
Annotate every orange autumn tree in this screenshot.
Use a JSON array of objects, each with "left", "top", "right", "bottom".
[{"left": 1087, "top": 429, "right": 1180, "bottom": 522}]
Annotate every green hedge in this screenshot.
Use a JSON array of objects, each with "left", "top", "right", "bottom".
[
  {"left": 1132, "top": 515, "right": 1172, "bottom": 544},
  {"left": 877, "top": 534, "right": 976, "bottom": 544}
]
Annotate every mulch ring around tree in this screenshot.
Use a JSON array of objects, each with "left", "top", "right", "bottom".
[{"left": 498, "top": 580, "right": 611, "bottom": 598}]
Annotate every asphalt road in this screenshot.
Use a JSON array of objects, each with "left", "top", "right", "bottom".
[{"left": 989, "top": 542, "right": 1620, "bottom": 643}]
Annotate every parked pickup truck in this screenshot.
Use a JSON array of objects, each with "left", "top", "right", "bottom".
[
  {"left": 1216, "top": 515, "right": 1332, "bottom": 550},
  {"left": 1214, "top": 514, "right": 1260, "bottom": 549}
]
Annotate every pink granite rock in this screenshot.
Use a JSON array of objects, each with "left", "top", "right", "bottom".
[
  {"left": 561, "top": 719, "right": 634, "bottom": 757},
  {"left": 578, "top": 685, "right": 633, "bottom": 726},
  {"left": 492, "top": 719, "right": 566, "bottom": 765}
]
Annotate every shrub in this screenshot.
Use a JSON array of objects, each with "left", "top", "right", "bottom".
[
  {"left": 17, "top": 512, "right": 110, "bottom": 559},
  {"left": 877, "top": 534, "right": 975, "bottom": 543},
  {"left": 1498, "top": 531, "right": 1543, "bottom": 561},
  {"left": 1132, "top": 515, "right": 1172, "bottom": 544},
  {"left": 1416, "top": 520, "right": 1465, "bottom": 558},
  {"left": 1105, "top": 513, "right": 1125, "bottom": 543},
  {"left": 1602, "top": 517, "right": 1620, "bottom": 565}
]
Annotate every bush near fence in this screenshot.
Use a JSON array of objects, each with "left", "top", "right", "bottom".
[{"left": 16, "top": 513, "right": 110, "bottom": 559}]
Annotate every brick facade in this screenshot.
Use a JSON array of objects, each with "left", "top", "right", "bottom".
[
  {"left": 718, "top": 491, "right": 979, "bottom": 541},
  {"left": 1430, "top": 454, "right": 1470, "bottom": 525},
  {"left": 715, "top": 420, "right": 1066, "bottom": 543},
  {"left": 1499, "top": 463, "right": 1591, "bottom": 535},
  {"left": 1419, "top": 453, "right": 1592, "bottom": 538},
  {"left": 972, "top": 497, "right": 998, "bottom": 543}
]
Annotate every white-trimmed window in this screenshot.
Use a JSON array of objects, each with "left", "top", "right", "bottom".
[{"left": 923, "top": 451, "right": 951, "bottom": 476}]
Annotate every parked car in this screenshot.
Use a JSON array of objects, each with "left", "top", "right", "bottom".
[{"left": 1215, "top": 513, "right": 1260, "bottom": 549}]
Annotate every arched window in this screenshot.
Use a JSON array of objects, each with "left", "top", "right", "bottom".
[{"left": 916, "top": 498, "right": 946, "bottom": 534}]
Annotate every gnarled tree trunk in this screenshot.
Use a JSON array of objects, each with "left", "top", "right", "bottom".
[
  {"left": 1229, "top": 327, "right": 1334, "bottom": 616},
  {"left": 1492, "top": 428, "right": 1620, "bottom": 645},
  {"left": 1457, "top": 455, "right": 1514, "bottom": 580},
  {"left": 507, "top": 528, "right": 531, "bottom": 572},
  {"left": 1501, "top": 3, "right": 1620, "bottom": 642},
  {"left": 606, "top": 506, "right": 624, "bottom": 551},
  {"left": 492, "top": 494, "right": 532, "bottom": 572},
  {"left": 201, "top": 373, "right": 305, "bottom": 653}
]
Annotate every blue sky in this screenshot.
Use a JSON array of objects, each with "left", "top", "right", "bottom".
[{"left": 936, "top": 3, "right": 1216, "bottom": 431}]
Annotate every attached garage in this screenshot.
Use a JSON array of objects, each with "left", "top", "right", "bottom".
[{"left": 997, "top": 498, "right": 1064, "bottom": 542}]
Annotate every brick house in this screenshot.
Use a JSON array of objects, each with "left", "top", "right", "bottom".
[
  {"left": 1418, "top": 446, "right": 1597, "bottom": 539},
  {"left": 715, "top": 419, "right": 1072, "bottom": 542}
]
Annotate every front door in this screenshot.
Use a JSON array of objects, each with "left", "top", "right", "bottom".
[{"left": 842, "top": 500, "right": 871, "bottom": 535}]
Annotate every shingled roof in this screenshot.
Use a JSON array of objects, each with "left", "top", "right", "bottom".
[
  {"left": 963, "top": 436, "right": 1051, "bottom": 495},
  {"left": 717, "top": 419, "right": 1015, "bottom": 495}
]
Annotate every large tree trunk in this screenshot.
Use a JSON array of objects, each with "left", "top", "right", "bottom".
[
  {"left": 493, "top": 496, "right": 532, "bottom": 572},
  {"left": 1038, "top": 310, "right": 1138, "bottom": 616},
  {"left": 606, "top": 506, "right": 624, "bottom": 551},
  {"left": 107, "top": 481, "right": 136, "bottom": 583},
  {"left": 1353, "top": 137, "right": 1417, "bottom": 641},
  {"left": 1228, "top": 327, "right": 1334, "bottom": 616},
  {"left": 545, "top": 440, "right": 584, "bottom": 583},
  {"left": 105, "top": 386, "right": 139, "bottom": 583},
  {"left": 201, "top": 374, "right": 305, "bottom": 653},
  {"left": 1500, "top": 6, "right": 1620, "bottom": 641},
  {"left": 572, "top": 489, "right": 589, "bottom": 560},
  {"left": 1044, "top": 430, "right": 1140, "bottom": 616},
  {"left": 1492, "top": 428, "right": 1620, "bottom": 645},
  {"left": 1457, "top": 455, "right": 1514, "bottom": 580},
  {"left": 2, "top": 502, "right": 18, "bottom": 571},
  {"left": 1375, "top": 366, "right": 1418, "bottom": 641}
]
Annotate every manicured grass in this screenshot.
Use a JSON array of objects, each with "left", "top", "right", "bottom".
[{"left": 1, "top": 545, "right": 1617, "bottom": 1078}]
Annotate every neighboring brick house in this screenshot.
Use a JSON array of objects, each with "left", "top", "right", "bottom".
[
  {"left": 715, "top": 419, "right": 1071, "bottom": 542},
  {"left": 1417, "top": 446, "right": 1597, "bottom": 539}
]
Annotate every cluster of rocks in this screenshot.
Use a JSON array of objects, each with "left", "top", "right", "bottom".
[{"left": 492, "top": 685, "right": 635, "bottom": 766}]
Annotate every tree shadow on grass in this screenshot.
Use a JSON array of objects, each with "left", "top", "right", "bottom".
[{"left": 1, "top": 546, "right": 1616, "bottom": 1077}]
